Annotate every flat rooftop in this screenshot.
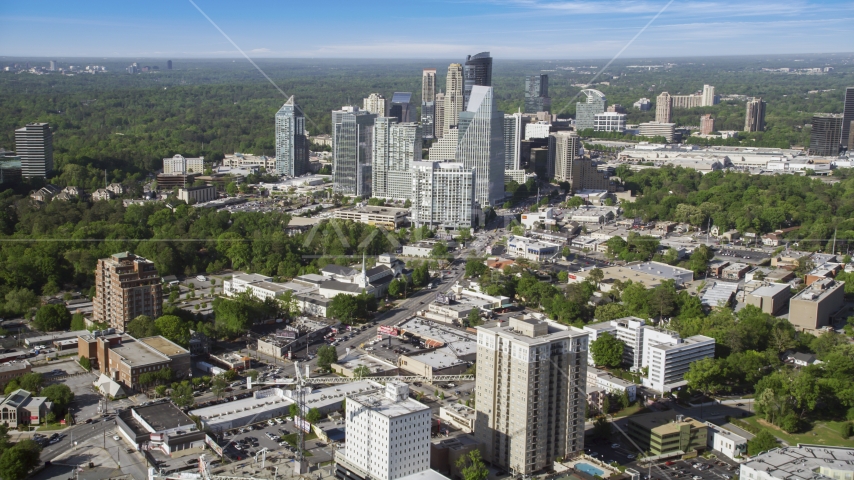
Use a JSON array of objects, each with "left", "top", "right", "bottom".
[
  {"left": 190, "top": 388, "right": 294, "bottom": 424},
  {"left": 792, "top": 278, "right": 844, "bottom": 303},
  {"left": 651, "top": 335, "right": 714, "bottom": 352},
  {"left": 25, "top": 330, "right": 90, "bottom": 346},
  {"left": 742, "top": 445, "right": 854, "bottom": 480},
  {"left": 398, "top": 318, "right": 477, "bottom": 357},
  {"left": 110, "top": 336, "right": 171, "bottom": 367},
  {"left": 140, "top": 336, "right": 188, "bottom": 357},
  {"left": 135, "top": 402, "right": 194, "bottom": 432},
  {"left": 350, "top": 387, "right": 429, "bottom": 419},
  {"left": 405, "top": 347, "right": 467, "bottom": 370},
  {"left": 750, "top": 283, "right": 791, "bottom": 297},
  {"left": 231, "top": 273, "right": 273, "bottom": 284},
  {"left": 0, "top": 360, "right": 30, "bottom": 373},
  {"left": 629, "top": 411, "right": 705, "bottom": 434},
  {"left": 335, "top": 351, "right": 397, "bottom": 374},
  {"left": 476, "top": 316, "right": 587, "bottom": 347},
  {"left": 627, "top": 261, "right": 693, "bottom": 280}
]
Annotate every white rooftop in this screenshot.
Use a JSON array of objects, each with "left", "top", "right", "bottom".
[
  {"left": 750, "top": 283, "right": 791, "bottom": 297},
  {"left": 350, "top": 384, "right": 430, "bottom": 418},
  {"left": 406, "top": 347, "right": 467, "bottom": 370},
  {"left": 398, "top": 318, "right": 477, "bottom": 357}
]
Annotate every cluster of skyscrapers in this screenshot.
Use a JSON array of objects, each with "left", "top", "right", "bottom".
[{"left": 809, "top": 87, "right": 854, "bottom": 156}]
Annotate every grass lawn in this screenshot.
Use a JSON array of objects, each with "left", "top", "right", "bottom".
[
  {"left": 740, "top": 416, "right": 854, "bottom": 448},
  {"left": 37, "top": 424, "right": 69, "bottom": 432},
  {"left": 282, "top": 431, "right": 317, "bottom": 456},
  {"left": 612, "top": 404, "right": 651, "bottom": 419}
]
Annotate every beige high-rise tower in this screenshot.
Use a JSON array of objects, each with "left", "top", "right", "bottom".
[
  {"left": 434, "top": 92, "right": 445, "bottom": 140},
  {"left": 656, "top": 92, "right": 672, "bottom": 123},
  {"left": 93, "top": 252, "right": 163, "bottom": 332},
  {"left": 443, "top": 63, "right": 464, "bottom": 137},
  {"left": 475, "top": 316, "right": 588, "bottom": 476}
]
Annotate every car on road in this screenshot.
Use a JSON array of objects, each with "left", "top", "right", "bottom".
[
  {"left": 611, "top": 443, "right": 621, "bottom": 448},
  {"left": 693, "top": 477, "right": 702, "bottom": 480},
  {"left": 627, "top": 454, "right": 636, "bottom": 459},
  {"left": 113, "top": 435, "right": 120, "bottom": 441},
  {"left": 736, "top": 403, "right": 745, "bottom": 406}
]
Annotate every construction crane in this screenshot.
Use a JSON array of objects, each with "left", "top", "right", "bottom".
[{"left": 292, "top": 361, "right": 308, "bottom": 477}]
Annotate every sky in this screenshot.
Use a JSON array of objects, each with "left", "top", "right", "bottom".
[{"left": 1, "top": 0, "right": 853, "bottom": 59}]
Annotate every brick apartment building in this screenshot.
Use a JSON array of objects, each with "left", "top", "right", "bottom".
[
  {"left": 92, "top": 252, "right": 163, "bottom": 331},
  {"left": 78, "top": 333, "right": 190, "bottom": 390}
]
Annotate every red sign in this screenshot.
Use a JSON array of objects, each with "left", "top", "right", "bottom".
[
  {"left": 378, "top": 325, "right": 399, "bottom": 337},
  {"left": 60, "top": 419, "right": 66, "bottom": 425},
  {"left": 568, "top": 274, "right": 576, "bottom": 280},
  {"left": 30, "top": 415, "right": 39, "bottom": 421}
]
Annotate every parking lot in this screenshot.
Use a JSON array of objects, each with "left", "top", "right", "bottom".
[{"left": 585, "top": 439, "right": 738, "bottom": 480}]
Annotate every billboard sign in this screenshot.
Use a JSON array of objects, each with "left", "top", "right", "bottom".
[
  {"left": 205, "top": 435, "right": 224, "bottom": 456},
  {"left": 295, "top": 418, "right": 311, "bottom": 433},
  {"left": 378, "top": 325, "right": 399, "bottom": 337}
]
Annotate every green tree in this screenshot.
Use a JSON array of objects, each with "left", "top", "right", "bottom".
[
  {"left": 465, "top": 259, "right": 488, "bottom": 278},
  {"left": 3, "top": 288, "right": 39, "bottom": 316},
  {"left": 588, "top": 268, "right": 604, "bottom": 289},
  {"left": 289, "top": 403, "right": 300, "bottom": 418},
  {"left": 431, "top": 242, "right": 449, "bottom": 267},
  {"left": 649, "top": 281, "right": 678, "bottom": 319},
  {"left": 590, "top": 332, "right": 624, "bottom": 368},
  {"left": 78, "top": 356, "right": 91, "bottom": 371},
  {"left": 317, "top": 345, "right": 338, "bottom": 371},
  {"left": 747, "top": 430, "right": 779, "bottom": 456},
  {"left": 32, "top": 304, "right": 71, "bottom": 331},
  {"left": 0, "top": 439, "right": 42, "bottom": 480},
  {"left": 388, "top": 279, "right": 401, "bottom": 298},
  {"left": 594, "top": 303, "right": 629, "bottom": 322},
  {"left": 456, "top": 449, "right": 488, "bottom": 480},
  {"left": 557, "top": 271, "right": 569, "bottom": 283},
  {"left": 155, "top": 385, "right": 168, "bottom": 397},
  {"left": 684, "top": 357, "right": 724, "bottom": 396},
  {"left": 171, "top": 381, "right": 195, "bottom": 408},
  {"left": 126, "top": 315, "right": 157, "bottom": 338},
  {"left": 40, "top": 384, "right": 74, "bottom": 415},
  {"left": 466, "top": 309, "right": 483, "bottom": 327},
  {"left": 69, "top": 313, "right": 86, "bottom": 331},
  {"left": 328, "top": 294, "right": 359, "bottom": 324},
  {"left": 211, "top": 375, "right": 228, "bottom": 399},
  {"left": 17, "top": 373, "right": 43, "bottom": 395},
  {"left": 306, "top": 407, "right": 322, "bottom": 424},
  {"left": 245, "top": 369, "right": 259, "bottom": 381},
  {"left": 352, "top": 365, "right": 370, "bottom": 380},
  {"left": 155, "top": 315, "right": 191, "bottom": 346}
]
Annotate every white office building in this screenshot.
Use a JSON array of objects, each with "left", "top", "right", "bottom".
[
  {"left": 337, "top": 382, "right": 432, "bottom": 480},
  {"left": 524, "top": 122, "right": 551, "bottom": 140},
  {"left": 372, "top": 118, "right": 420, "bottom": 202},
  {"left": 594, "top": 112, "right": 627, "bottom": 132},
  {"left": 643, "top": 335, "right": 715, "bottom": 392},
  {"left": 504, "top": 112, "right": 523, "bottom": 170},
  {"left": 637, "top": 122, "right": 677, "bottom": 143},
  {"left": 705, "top": 422, "right": 747, "bottom": 460},
  {"left": 740, "top": 445, "right": 854, "bottom": 480},
  {"left": 587, "top": 367, "right": 637, "bottom": 402},
  {"left": 410, "top": 161, "right": 476, "bottom": 230},
  {"left": 457, "top": 86, "right": 505, "bottom": 207},
  {"left": 163, "top": 154, "right": 204, "bottom": 175}
]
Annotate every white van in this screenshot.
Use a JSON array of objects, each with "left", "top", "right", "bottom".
[{"left": 196, "top": 275, "right": 207, "bottom": 282}]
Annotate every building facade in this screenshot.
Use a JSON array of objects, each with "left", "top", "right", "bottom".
[
  {"left": 524, "top": 74, "right": 550, "bottom": 113},
  {"left": 275, "top": 96, "right": 310, "bottom": 177},
  {"left": 363, "top": 93, "right": 386, "bottom": 116},
  {"left": 332, "top": 106, "right": 377, "bottom": 197},
  {"left": 389, "top": 92, "right": 415, "bottom": 123},
  {"left": 810, "top": 114, "right": 843, "bottom": 156},
  {"left": 372, "top": 118, "right": 421, "bottom": 201},
  {"left": 422, "top": 69, "right": 437, "bottom": 139},
  {"left": 594, "top": 112, "right": 627, "bottom": 132},
  {"left": 550, "top": 131, "right": 581, "bottom": 183},
  {"left": 177, "top": 185, "right": 216, "bottom": 204},
  {"left": 745, "top": 98, "right": 767, "bottom": 132},
  {"left": 163, "top": 154, "right": 204, "bottom": 174},
  {"left": 841, "top": 87, "right": 854, "bottom": 151},
  {"left": 78, "top": 333, "right": 190, "bottom": 390},
  {"left": 474, "top": 316, "right": 588, "bottom": 475},
  {"left": 457, "top": 86, "right": 505, "bottom": 207},
  {"left": 411, "top": 161, "right": 476, "bottom": 231},
  {"left": 463, "top": 52, "right": 492, "bottom": 109},
  {"left": 15, "top": 123, "right": 53, "bottom": 178},
  {"left": 643, "top": 335, "right": 715, "bottom": 392},
  {"left": 638, "top": 122, "right": 677, "bottom": 142},
  {"left": 700, "top": 114, "right": 715, "bottom": 135},
  {"left": 627, "top": 411, "right": 707, "bottom": 456},
  {"left": 93, "top": 252, "right": 163, "bottom": 332},
  {"left": 443, "top": 63, "right": 464, "bottom": 136},
  {"left": 656, "top": 92, "right": 673, "bottom": 124},
  {"left": 788, "top": 278, "right": 845, "bottom": 331},
  {"left": 576, "top": 90, "right": 606, "bottom": 131},
  {"left": 434, "top": 92, "right": 446, "bottom": 140},
  {"left": 503, "top": 112, "right": 523, "bottom": 170}
]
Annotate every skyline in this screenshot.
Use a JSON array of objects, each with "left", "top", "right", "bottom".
[{"left": 1, "top": 0, "right": 853, "bottom": 59}]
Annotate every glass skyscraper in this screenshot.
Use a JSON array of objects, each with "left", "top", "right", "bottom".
[
  {"left": 275, "top": 96, "right": 309, "bottom": 177},
  {"left": 332, "top": 106, "right": 376, "bottom": 197},
  {"left": 463, "top": 52, "right": 492, "bottom": 110},
  {"left": 457, "top": 86, "right": 504, "bottom": 207},
  {"left": 575, "top": 90, "right": 606, "bottom": 131},
  {"left": 524, "top": 74, "right": 550, "bottom": 113}
]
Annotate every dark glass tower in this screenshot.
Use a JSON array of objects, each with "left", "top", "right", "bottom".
[
  {"left": 809, "top": 114, "right": 843, "bottom": 156},
  {"left": 463, "top": 52, "right": 492, "bottom": 109},
  {"left": 524, "top": 74, "right": 550, "bottom": 113},
  {"left": 842, "top": 87, "right": 854, "bottom": 151}
]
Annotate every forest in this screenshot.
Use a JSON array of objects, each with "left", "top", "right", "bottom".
[
  {"left": 615, "top": 165, "right": 854, "bottom": 252},
  {"left": 1, "top": 54, "right": 852, "bottom": 190}
]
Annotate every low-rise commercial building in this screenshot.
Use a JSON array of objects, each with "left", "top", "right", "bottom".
[
  {"left": 334, "top": 206, "right": 408, "bottom": 229},
  {"left": 587, "top": 367, "right": 637, "bottom": 402},
  {"left": 506, "top": 235, "right": 560, "bottom": 261},
  {"left": 78, "top": 333, "right": 190, "bottom": 390},
  {"left": 805, "top": 263, "right": 843, "bottom": 286},
  {"left": 705, "top": 422, "right": 747, "bottom": 461},
  {"left": 627, "top": 411, "right": 707, "bottom": 456},
  {"left": 399, "top": 347, "right": 469, "bottom": 379},
  {"left": 0, "top": 361, "right": 31, "bottom": 391},
  {"left": 332, "top": 351, "right": 398, "bottom": 378},
  {"left": 520, "top": 207, "right": 557, "bottom": 230},
  {"left": 567, "top": 205, "right": 619, "bottom": 224},
  {"left": 178, "top": 185, "right": 217, "bottom": 204},
  {"left": 116, "top": 402, "right": 205, "bottom": 456},
  {"left": 739, "top": 445, "right": 854, "bottom": 480},
  {"left": 0, "top": 389, "right": 51, "bottom": 428},
  {"left": 256, "top": 318, "right": 333, "bottom": 360},
  {"left": 643, "top": 335, "right": 715, "bottom": 392},
  {"left": 746, "top": 283, "right": 792, "bottom": 315},
  {"left": 721, "top": 263, "right": 750, "bottom": 280},
  {"left": 438, "top": 404, "right": 476, "bottom": 433},
  {"left": 788, "top": 278, "right": 845, "bottom": 331}
]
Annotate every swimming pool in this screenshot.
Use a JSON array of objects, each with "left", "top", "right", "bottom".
[{"left": 575, "top": 463, "right": 605, "bottom": 477}]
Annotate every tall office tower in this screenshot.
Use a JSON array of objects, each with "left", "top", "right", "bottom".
[
  {"left": 744, "top": 97, "right": 767, "bottom": 132},
  {"left": 463, "top": 52, "right": 493, "bottom": 109},
  {"left": 656, "top": 92, "right": 673, "bottom": 123},
  {"left": 702, "top": 84, "right": 716, "bottom": 107},
  {"left": 809, "top": 114, "right": 843, "bottom": 156},
  {"left": 372, "top": 118, "right": 421, "bottom": 201},
  {"left": 49, "top": 60, "right": 56, "bottom": 71},
  {"left": 420, "top": 69, "right": 437, "bottom": 140},
  {"left": 93, "top": 252, "right": 163, "bottom": 332},
  {"left": 842, "top": 87, "right": 854, "bottom": 151},
  {"left": 434, "top": 92, "right": 445, "bottom": 140},
  {"left": 524, "top": 74, "right": 550, "bottom": 113},
  {"left": 457, "top": 86, "right": 505, "bottom": 207},
  {"left": 411, "top": 161, "right": 475, "bottom": 230},
  {"left": 849, "top": 121, "right": 854, "bottom": 152},
  {"left": 700, "top": 114, "right": 715, "bottom": 135},
  {"left": 167, "top": 60, "right": 172, "bottom": 70},
  {"left": 15, "top": 123, "right": 53, "bottom": 178},
  {"left": 388, "top": 92, "right": 415, "bottom": 123},
  {"left": 474, "top": 315, "right": 588, "bottom": 476},
  {"left": 549, "top": 131, "right": 581, "bottom": 183},
  {"left": 443, "top": 63, "right": 464, "bottom": 136},
  {"left": 503, "top": 112, "right": 523, "bottom": 170},
  {"left": 336, "top": 382, "right": 432, "bottom": 480},
  {"left": 363, "top": 93, "right": 386, "bottom": 116},
  {"left": 332, "top": 106, "right": 376, "bottom": 197},
  {"left": 575, "top": 89, "right": 606, "bottom": 131},
  {"left": 274, "top": 96, "right": 309, "bottom": 177}
]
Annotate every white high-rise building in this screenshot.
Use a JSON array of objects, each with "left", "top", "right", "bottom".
[
  {"left": 503, "top": 112, "right": 523, "bottom": 170},
  {"left": 428, "top": 128, "right": 458, "bottom": 161},
  {"left": 15, "top": 123, "right": 53, "bottom": 179},
  {"left": 363, "top": 93, "right": 386, "bottom": 116},
  {"left": 524, "top": 122, "right": 551, "bottom": 140},
  {"left": 457, "top": 86, "right": 505, "bottom": 207},
  {"left": 275, "top": 96, "right": 309, "bottom": 177},
  {"left": 163, "top": 154, "right": 204, "bottom": 175},
  {"left": 475, "top": 315, "right": 588, "bottom": 475},
  {"left": 372, "top": 118, "right": 421, "bottom": 202},
  {"left": 643, "top": 335, "right": 715, "bottom": 392},
  {"left": 411, "top": 161, "right": 475, "bottom": 230},
  {"left": 702, "top": 85, "right": 716, "bottom": 107},
  {"left": 443, "top": 63, "right": 464, "bottom": 136},
  {"left": 338, "top": 381, "right": 432, "bottom": 480}
]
